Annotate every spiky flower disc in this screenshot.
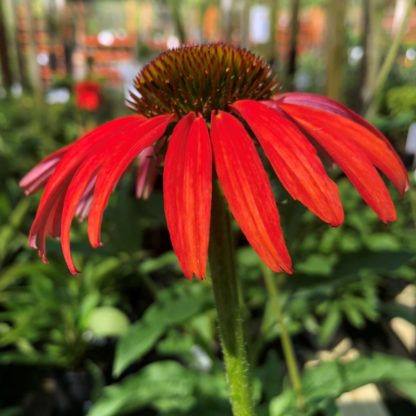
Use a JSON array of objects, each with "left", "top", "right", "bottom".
[{"left": 128, "top": 44, "right": 279, "bottom": 118}]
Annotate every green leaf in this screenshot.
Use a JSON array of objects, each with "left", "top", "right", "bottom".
[
  {"left": 257, "top": 351, "right": 285, "bottom": 401},
  {"left": 157, "top": 330, "right": 194, "bottom": 356},
  {"left": 113, "top": 283, "right": 211, "bottom": 376},
  {"left": 343, "top": 303, "right": 365, "bottom": 328},
  {"left": 113, "top": 321, "right": 164, "bottom": 377},
  {"left": 138, "top": 251, "right": 178, "bottom": 274},
  {"left": 364, "top": 233, "right": 400, "bottom": 250},
  {"left": 0, "top": 263, "right": 50, "bottom": 291},
  {"left": 0, "top": 352, "right": 66, "bottom": 366},
  {"left": 0, "top": 199, "right": 30, "bottom": 262},
  {"left": 296, "top": 254, "right": 334, "bottom": 275},
  {"left": 79, "top": 293, "right": 101, "bottom": 329},
  {"left": 339, "top": 232, "right": 362, "bottom": 252},
  {"left": 319, "top": 308, "right": 341, "bottom": 344},
  {"left": 87, "top": 306, "right": 130, "bottom": 338},
  {"left": 189, "top": 313, "right": 214, "bottom": 345},
  {"left": 0, "top": 407, "right": 22, "bottom": 416},
  {"left": 289, "top": 251, "right": 415, "bottom": 289},
  {"left": 332, "top": 251, "right": 414, "bottom": 279},
  {"left": 390, "top": 380, "right": 416, "bottom": 404},
  {"left": 381, "top": 303, "right": 416, "bottom": 325},
  {"left": 303, "top": 354, "right": 416, "bottom": 400},
  {"left": 83, "top": 257, "right": 123, "bottom": 284},
  {"left": 270, "top": 354, "right": 416, "bottom": 416},
  {"left": 87, "top": 361, "right": 196, "bottom": 416},
  {"left": 269, "top": 390, "right": 298, "bottom": 416}
]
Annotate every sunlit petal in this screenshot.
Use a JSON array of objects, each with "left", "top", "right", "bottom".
[
  {"left": 29, "top": 116, "right": 145, "bottom": 256},
  {"left": 274, "top": 93, "right": 409, "bottom": 194},
  {"left": 232, "top": 100, "right": 344, "bottom": 226},
  {"left": 88, "top": 114, "right": 174, "bottom": 248},
  {"left": 211, "top": 111, "right": 292, "bottom": 273},
  {"left": 164, "top": 113, "right": 212, "bottom": 279},
  {"left": 280, "top": 103, "right": 397, "bottom": 223}
]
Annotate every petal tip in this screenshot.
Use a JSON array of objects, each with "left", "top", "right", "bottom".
[
  {"left": 69, "top": 266, "right": 80, "bottom": 275},
  {"left": 328, "top": 213, "right": 345, "bottom": 228},
  {"left": 183, "top": 271, "right": 194, "bottom": 280},
  {"left": 29, "top": 236, "right": 38, "bottom": 250},
  {"left": 271, "top": 263, "right": 294, "bottom": 275},
  {"left": 403, "top": 180, "right": 410, "bottom": 195},
  {"left": 382, "top": 213, "right": 397, "bottom": 224},
  {"left": 40, "top": 253, "right": 49, "bottom": 264},
  {"left": 194, "top": 272, "right": 206, "bottom": 281},
  {"left": 284, "top": 263, "right": 294, "bottom": 275}
]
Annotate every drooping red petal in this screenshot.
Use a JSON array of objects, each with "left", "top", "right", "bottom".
[
  {"left": 36, "top": 188, "right": 66, "bottom": 263},
  {"left": 29, "top": 116, "right": 145, "bottom": 254},
  {"left": 136, "top": 145, "right": 161, "bottom": 200},
  {"left": 61, "top": 123, "right": 147, "bottom": 274},
  {"left": 274, "top": 93, "right": 409, "bottom": 194},
  {"left": 20, "top": 144, "right": 71, "bottom": 195},
  {"left": 231, "top": 100, "right": 344, "bottom": 226},
  {"left": 274, "top": 92, "right": 384, "bottom": 138},
  {"left": 75, "top": 176, "right": 96, "bottom": 221},
  {"left": 88, "top": 114, "right": 174, "bottom": 248},
  {"left": 75, "top": 190, "right": 94, "bottom": 222},
  {"left": 210, "top": 111, "right": 292, "bottom": 273},
  {"left": 163, "top": 113, "right": 212, "bottom": 279},
  {"left": 279, "top": 103, "right": 397, "bottom": 223}
]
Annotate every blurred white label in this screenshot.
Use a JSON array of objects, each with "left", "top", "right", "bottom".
[
  {"left": 98, "top": 30, "right": 115, "bottom": 46},
  {"left": 167, "top": 35, "right": 180, "bottom": 49},
  {"left": 249, "top": 5, "right": 270, "bottom": 44},
  {"left": 406, "top": 122, "right": 416, "bottom": 154},
  {"left": 117, "top": 62, "right": 142, "bottom": 101},
  {"left": 221, "top": 0, "right": 233, "bottom": 12},
  {"left": 45, "top": 88, "right": 70, "bottom": 105}
]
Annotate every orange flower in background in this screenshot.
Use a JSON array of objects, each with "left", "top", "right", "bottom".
[
  {"left": 74, "top": 80, "right": 101, "bottom": 111},
  {"left": 21, "top": 44, "right": 408, "bottom": 279}
]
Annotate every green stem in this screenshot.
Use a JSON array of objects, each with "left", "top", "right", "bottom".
[
  {"left": 325, "top": 0, "right": 347, "bottom": 100},
  {"left": 262, "top": 265, "right": 305, "bottom": 411},
  {"left": 168, "top": 0, "right": 186, "bottom": 44},
  {"left": 364, "top": 0, "right": 415, "bottom": 118},
  {"left": 209, "top": 181, "right": 256, "bottom": 416}
]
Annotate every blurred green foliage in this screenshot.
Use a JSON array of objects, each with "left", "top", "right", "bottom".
[
  {"left": 387, "top": 85, "right": 416, "bottom": 117},
  {"left": 270, "top": 354, "right": 416, "bottom": 416},
  {"left": 0, "top": 82, "right": 415, "bottom": 416}
]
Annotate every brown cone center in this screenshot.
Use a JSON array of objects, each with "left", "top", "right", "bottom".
[{"left": 128, "top": 44, "right": 279, "bottom": 119}]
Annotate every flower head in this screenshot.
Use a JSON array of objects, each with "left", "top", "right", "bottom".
[
  {"left": 75, "top": 80, "right": 101, "bottom": 111},
  {"left": 22, "top": 44, "right": 408, "bottom": 279}
]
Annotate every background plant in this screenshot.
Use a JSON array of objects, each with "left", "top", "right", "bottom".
[{"left": 1, "top": 1, "right": 415, "bottom": 415}]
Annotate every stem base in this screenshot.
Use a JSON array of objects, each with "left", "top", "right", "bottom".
[{"left": 209, "top": 181, "right": 255, "bottom": 416}]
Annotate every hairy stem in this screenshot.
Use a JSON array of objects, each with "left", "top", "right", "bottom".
[{"left": 209, "top": 180, "right": 256, "bottom": 416}]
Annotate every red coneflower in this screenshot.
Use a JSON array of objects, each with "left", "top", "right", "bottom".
[
  {"left": 74, "top": 80, "right": 101, "bottom": 111},
  {"left": 21, "top": 44, "right": 408, "bottom": 278}
]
